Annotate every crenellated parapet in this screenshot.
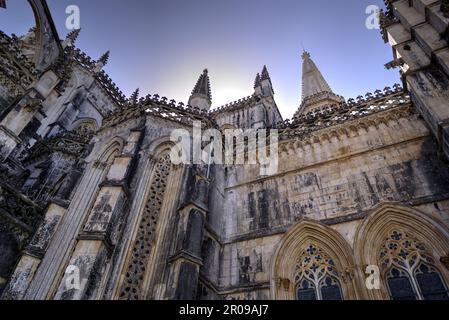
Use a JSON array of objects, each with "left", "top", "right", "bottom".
[
  {"left": 209, "top": 95, "right": 257, "bottom": 115},
  {"left": 275, "top": 84, "right": 405, "bottom": 131},
  {"left": 100, "top": 93, "right": 217, "bottom": 132},
  {"left": 278, "top": 104, "right": 414, "bottom": 153}
]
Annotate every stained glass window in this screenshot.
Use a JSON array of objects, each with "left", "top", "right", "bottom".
[
  {"left": 415, "top": 263, "right": 449, "bottom": 300},
  {"left": 386, "top": 267, "right": 416, "bottom": 300},
  {"left": 380, "top": 230, "right": 449, "bottom": 300},
  {"left": 296, "top": 279, "right": 316, "bottom": 301}
]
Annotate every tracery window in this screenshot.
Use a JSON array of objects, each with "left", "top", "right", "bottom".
[
  {"left": 380, "top": 230, "right": 449, "bottom": 300},
  {"left": 119, "top": 153, "right": 172, "bottom": 300},
  {"left": 294, "top": 244, "right": 343, "bottom": 300}
]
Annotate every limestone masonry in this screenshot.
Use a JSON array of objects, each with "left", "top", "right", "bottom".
[{"left": 1, "top": 0, "right": 449, "bottom": 300}]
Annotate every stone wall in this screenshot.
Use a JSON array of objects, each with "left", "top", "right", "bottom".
[{"left": 200, "top": 106, "right": 449, "bottom": 299}]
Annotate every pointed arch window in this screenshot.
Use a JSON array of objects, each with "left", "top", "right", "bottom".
[
  {"left": 294, "top": 244, "right": 343, "bottom": 300},
  {"left": 380, "top": 230, "right": 449, "bottom": 300}
]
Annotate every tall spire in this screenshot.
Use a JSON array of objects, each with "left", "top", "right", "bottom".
[
  {"left": 188, "top": 69, "right": 212, "bottom": 111},
  {"left": 296, "top": 51, "right": 344, "bottom": 115},
  {"left": 301, "top": 51, "right": 333, "bottom": 100}
]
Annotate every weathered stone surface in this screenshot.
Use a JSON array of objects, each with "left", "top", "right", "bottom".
[{"left": 1, "top": 0, "right": 449, "bottom": 301}]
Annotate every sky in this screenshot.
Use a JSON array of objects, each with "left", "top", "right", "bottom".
[{"left": 0, "top": 0, "right": 399, "bottom": 119}]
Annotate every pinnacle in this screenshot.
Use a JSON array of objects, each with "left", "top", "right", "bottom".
[
  {"left": 191, "top": 68, "right": 212, "bottom": 101},
  {"left": 302, "top": 51, "right": 311, "bottom": 60},
  {"left": 261, "top": 65, "right": 270, "bottom": 80},
  {"left": 98, "top": 50, "right": 110, "bottom": 65},
  {"left": 254, "top": 73, "right": 261, "bottom": 88},
  {"left": 66, "top": 28, "right": 81, "bottom": 43},
  {"left": 129, "top": 88, "right": 139, "bottom": 104},
  {"left": 301, "top": 52, "right": 333, "bottom": 100}
]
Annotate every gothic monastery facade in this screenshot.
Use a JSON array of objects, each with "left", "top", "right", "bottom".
[{"left": 1, "top": 0, "right": 449, "bottom": 300}]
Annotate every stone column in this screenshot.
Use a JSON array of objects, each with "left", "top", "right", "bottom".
[{"left": 168, "top": 166, "right": 209, "bottom": 300}]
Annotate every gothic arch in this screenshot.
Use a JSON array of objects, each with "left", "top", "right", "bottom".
[
  {"left": 94, "top": 136, "right": 124, "bottom": 164},
  {"left": 115, "top": 138, "right": 184, "bottom": 299},
  {"left": 270, "top": 219, "right": 359, "bottom": 300},
  {"left": 25, "top": 0, "right": 63, "bottom": 71},
  {"left": 147, "top": 136, "right": 176, "bottom": 155},
  {"left": 354, "top": 202, "right": 449, "bottom": 299}
]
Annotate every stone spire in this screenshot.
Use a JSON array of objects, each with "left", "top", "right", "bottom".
[
  {"left": 188, "top": 69, "right": 212, "bottom": 111},
  {"left": 259, "top": 65, "right": 274, "bottom": 96},
  {"left": 296, "top": 51, "right": 344, "bottom": 116}
]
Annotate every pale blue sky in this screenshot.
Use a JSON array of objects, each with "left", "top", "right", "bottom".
[{"left": 0, "top": 0, "right": 399, "bottom": 119}]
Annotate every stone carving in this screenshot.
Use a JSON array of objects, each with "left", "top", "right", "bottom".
[
  {"left": 0, "top": 182, "right": 43, "bottom": 230},
  {"left": 379, "top": 230, "right": 435, "bottom": 273},
  {"left": 0, "top": 31, "right": 36, "bottom": 98},
  {"left": 294, "top": 244, "right": 343, "bottom": 300},
  {"left": 119, "top": 153, "right": 172, "bottom": 300},
  {"left": 1, "top": 0, "right": 449, "bottom": 301},
  {"left": 294, "top": 244, "right": 341, "bottom": 286}
]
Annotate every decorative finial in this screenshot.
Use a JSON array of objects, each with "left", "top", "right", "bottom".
[
  {"left": 67, "top": 28, "right": 81, "bottom": 43},
  {"left": 302, "top": 51, "right": 311, "bottom": 60},
  {"left": 254, "top": 73, "right": 261, "bottom": 89},
  {"left": 189, "top": 68, "right": 212, "bottom": 110},
  {"left": 129, "top": 88, "right": 139, "bottom": 104},
  {"left": 261, "top": 65, "right": 270, "bottom": 80},
  {"left": 98, "top": 50, "right": 110, "bottom": 66}
]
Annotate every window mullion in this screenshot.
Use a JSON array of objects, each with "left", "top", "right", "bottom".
[
  {"left": 315, "top": 279, "right": 322, "bottom": 301},
  {"left": 409, "top": 272, "right": 424, "bottom": 300}
]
